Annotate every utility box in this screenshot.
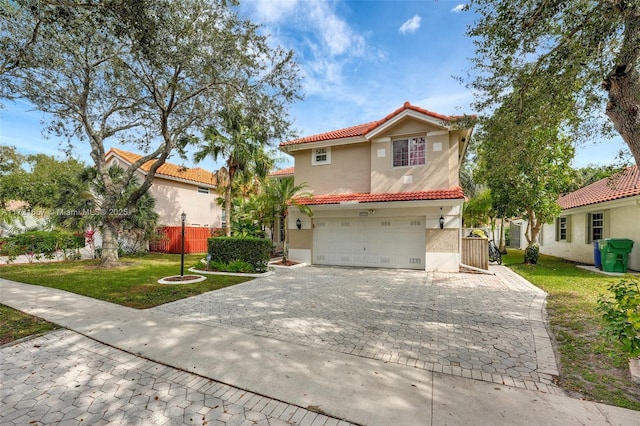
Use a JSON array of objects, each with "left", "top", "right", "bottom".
[{"left": 599, "top": 238, "right": 634, "bottom": 273}]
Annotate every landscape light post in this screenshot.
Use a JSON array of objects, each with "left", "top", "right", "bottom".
[{"left": 180, "top": 212, "right": 186, "bottom": 276}]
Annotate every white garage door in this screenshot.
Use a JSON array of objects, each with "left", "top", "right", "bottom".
[{"left": 313, "top": 217, "right": 426, "bottom": 270}]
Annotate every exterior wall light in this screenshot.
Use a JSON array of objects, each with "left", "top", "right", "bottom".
[
  {"left": 439, "top": 215, "right": 445, "bottom": 229},
  {"left": 296, "top": 218, "right": 302, "bottom": 229}
]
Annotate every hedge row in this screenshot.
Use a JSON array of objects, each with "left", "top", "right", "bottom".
[
  {"left": 207, "top": 237, "right": 271, "bottom": 273},
  {"left": 0, "top": 230, "right": 85, "bottom": 258}
]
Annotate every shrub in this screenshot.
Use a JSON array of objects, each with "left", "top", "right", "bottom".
[
  {"left": 524, "top": 245, "right": 539, "bottom": 264},
  {"left": 231, "top": 219, "right": 265, "bottom": 238},
  {"left": 597, "top": 276, "right": 640, "bottom": 358},
  {"left": 208, "top": 237, "right": 271, "bottom": 272},
  {"left": 0, "top": 230, "right": 84, "bottom": 261},
  {"left": 208, "top": 259, "right": 255, "bottom": 273}
]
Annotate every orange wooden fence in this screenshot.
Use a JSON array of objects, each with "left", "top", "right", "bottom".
[{"left": 150, "top": 226, "right": 216, "bottom": 254}]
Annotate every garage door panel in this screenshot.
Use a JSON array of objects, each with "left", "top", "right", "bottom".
[{"left": 313, "top": 217, "right": 425, "bottom": 269}]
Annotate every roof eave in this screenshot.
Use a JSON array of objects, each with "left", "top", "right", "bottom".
[
  {"left": 280, "top": 136, "right": 369, "bottom": 152},
  {"left": 364, "top": 109, "right": 449, "bottom": 140},
  {"left": 296, "top": 198, "right": 464, "bottom": 210}
]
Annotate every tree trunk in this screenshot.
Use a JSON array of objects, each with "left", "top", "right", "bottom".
[
  {"left": 524, "top": 208, "right": 542, "bottom": 264},
  {"left": 100, "top": 220, "right": 120, "bottom": 268},
  {"left": 225, "top": 186, "right": 232, "bottom": 237},
  {"left": 224, "top": 166, "right": 236, "bottom": 237},
  {"left": 282, "top": 211, "right": 289, "bottom": 263},
  {"left": 604, "top": 14, "right": 640, "bottom": 167},
  {"left": 498, "top": 218, "right": 507, "bottom": 254}
]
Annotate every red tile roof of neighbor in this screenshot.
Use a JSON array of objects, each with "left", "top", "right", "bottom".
[
  {"left": 558, "top": 165, "right": 640, "bottom": 209},
  {"left": 281, "top": 102, "right": 473, "bottom": 147},
  {"left": 269, "top": 166, "right": 295, "bottom": 177},
  {"left": 294, "top": 187, "right": 465, "bottom": 205},
  {"left": 105, "top": 148, "right": 217, "bottom": 186}
]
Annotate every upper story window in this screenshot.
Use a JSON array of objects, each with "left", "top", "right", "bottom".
[
  {"left": 312, "top": 147, "right": 331, "bottom": 166},
  {"left": 197, "top": 186, "right": 209, "bottom": 194},
  {"left": 393, "top": 137, "right": 425, "bottom": 167}
]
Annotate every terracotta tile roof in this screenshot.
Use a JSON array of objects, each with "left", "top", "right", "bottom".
[
  {"left": 293, "top": 187, "right": 465, "bottom": 205},
  {"left": 105, "top": 148, "right": 217, "bottom": 186},
  {"left": 269, "top": 166, "right": 295, "bottom": 177},
  {"left": 558, "top": 165, "right": 640, "bottom": 209},
  {"left": 281, "top": 101, "right": 473, "bottom": 147}
]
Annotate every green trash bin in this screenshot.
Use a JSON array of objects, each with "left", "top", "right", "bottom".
[{"left": 599, "top": 238, "right": 634, "bottom": 273}]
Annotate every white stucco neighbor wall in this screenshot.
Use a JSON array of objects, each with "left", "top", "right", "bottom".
[{"left": 537, "top": 196, "right": 640, "bottom": 271}]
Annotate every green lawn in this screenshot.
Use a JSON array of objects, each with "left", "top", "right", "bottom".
[
  {"left": 0, "top": 304, "right": 59, "bottom": 345},
  {"left": 503, "top": 249, "right": 640, "bottom": 411},
  {"left": 0, "top": 253, "right": 251, "bottom": 309}
]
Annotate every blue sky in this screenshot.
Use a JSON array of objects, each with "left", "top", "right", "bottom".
[{"left": 0, "top": 0, "right": 628, "bottom": 171}]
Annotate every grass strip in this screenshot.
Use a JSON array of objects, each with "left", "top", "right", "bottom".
[
  {"left": 0, "top": 253, "right": 250, "bottom": 309},
  {"left": 0, "top": 304, "right": 59, "bottom": 346},
  {"left": 503, "top": 249, "right": 639, "bottom": 411}
]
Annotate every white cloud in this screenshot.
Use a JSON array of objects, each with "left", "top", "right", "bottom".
[
  {"left": 399, "top": 15, "right": 422, "bottom": 34},
  {"left": 243, "top": 1, "right": 385, "bottom": 104},
  {"left": 252, "top": 0, "right": 300, "bottom": 23},
  {"left": 450, "top": 4, "right": 468, "bottom": 13},
  {"left": 308, "top": 2, "right": 365, "bottom": 57}
]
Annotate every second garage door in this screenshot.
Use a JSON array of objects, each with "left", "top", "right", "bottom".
[{"left": 312, "top": 217, "right": 426, "bottom": 270}]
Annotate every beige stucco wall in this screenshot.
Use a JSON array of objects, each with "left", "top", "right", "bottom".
[
  {"left": 426, "top": 229, "right": 459, "bottom": 253},
  {"left": 149, "top": 177, "right": 221, "bottom": 227},
  {"left": 288, "top": 229, "right": 312, "bottom": 250},
  {"left": 106, "top": 157, "right": 221, "bottom": 228},
  {"left": 289, "top": 117, "right": 463, "bottom": 196},
  {"left": 370, "top": 130, "right": 452, "bottom": 193},
  {"left": 293, "top": 143, "right": 370, "bottom": 194},
  {"left": 538, "top": 197, "right": 640, "bottom": 271}
]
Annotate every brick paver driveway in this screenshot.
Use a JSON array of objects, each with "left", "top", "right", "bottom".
[{"left": 153, "top": 266, "right": 558, "bottom": 392}]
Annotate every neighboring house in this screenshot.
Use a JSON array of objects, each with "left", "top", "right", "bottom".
[
  {"left": 517, "top": 165, "right": 640, "bottom": 271},
  {"left": 105, "top": 148, "right": 222, "bottom": 228},
  {"left": 269, "top": 166, "right": 294, "bottom": 179},
  {"left": 278, "top": 102, "right": 474, "bottom": 272}
]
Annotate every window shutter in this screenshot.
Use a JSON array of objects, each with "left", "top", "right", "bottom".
[
  {"left": 603, "top": 210, "right": 610, "bottom": 239},
  {"left": 555, "top": 218, "right": 560, "bottom": 242},
  {"left": 585, "top": 213, "right": 592, "bottom": 244},
  {"left": 566, "top": 215, "right": 572, "bottom": 242}
]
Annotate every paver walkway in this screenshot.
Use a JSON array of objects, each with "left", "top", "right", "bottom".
[
  {"left": 153, "top": 265, "right": 558, "bottom": 391},
  {"left": 1, "top": 330, "right": 350, "bottom": 426}
]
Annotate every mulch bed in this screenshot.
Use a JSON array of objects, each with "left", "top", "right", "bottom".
[{"left": 161, "top": 275, "right": 203, "bottom": 282}]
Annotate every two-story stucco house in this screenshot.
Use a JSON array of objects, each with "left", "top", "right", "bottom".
[
  {"left": 105, "top": 148, "right": 222, "bottom": 228},
  {"left": 279, "top": 102, "right": 474, "bottom": 272}
]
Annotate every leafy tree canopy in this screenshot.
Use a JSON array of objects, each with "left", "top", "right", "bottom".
[
  {"left": 467, "top": 0, "right": 640, "bottom": 166},
  {"left": 1, "top": 0, "right": 301, "bottom": 267},
  {"left": 476, "top": 86, "right": 575, "bottom": 253}
]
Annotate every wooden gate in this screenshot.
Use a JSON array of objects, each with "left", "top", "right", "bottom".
[
  {"left": 150, "top": 226, "right": 214, "bottom": 254},
  {"left": 461, "top": 237, "right": 488, "bottom": 270}
]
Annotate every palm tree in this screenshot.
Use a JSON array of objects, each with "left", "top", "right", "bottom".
[
  {"left": 52, "top": 166, "right": 159, "bottom": 254},
  {"left": 194, "top": 104, "right": 272, "bottom": 236},
  {"left": 264, "top": 177, "right": 312, "bottom": 262}
]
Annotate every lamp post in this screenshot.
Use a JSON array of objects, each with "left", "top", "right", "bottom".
[{"left": 180, "top": 211, "right": 186, "bottom": 276}]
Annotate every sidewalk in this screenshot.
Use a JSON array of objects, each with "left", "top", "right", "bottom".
[{"left": 1, "top": 277, "right": 638, "bottom": 425}]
